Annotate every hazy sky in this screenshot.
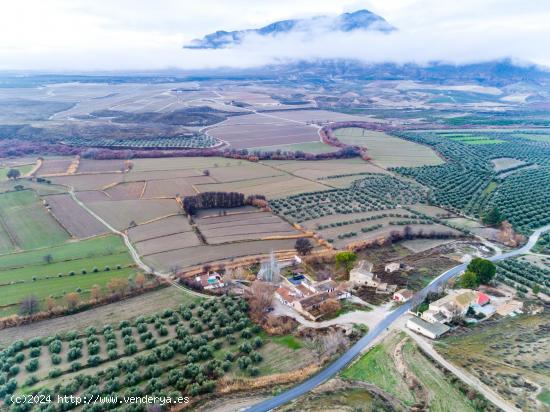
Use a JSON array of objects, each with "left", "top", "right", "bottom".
[{"left": 1, "top": 0, "right": 549, "bottom": 71}]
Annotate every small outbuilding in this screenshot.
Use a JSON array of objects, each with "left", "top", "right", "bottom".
[
  {"left": 393, "top": 288, "right": 413, "bottom": 302},
  {"left": 385, "top": 262, "right": 401, "bottom": 273},
  {"left": 406, "top": 317, "right": 450, "bottom": 339}
]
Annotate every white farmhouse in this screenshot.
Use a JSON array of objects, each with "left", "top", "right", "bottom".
[{"left": 349, "top": 260, "right": 379, "bottom": 287}]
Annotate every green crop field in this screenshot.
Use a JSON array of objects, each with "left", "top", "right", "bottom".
[
  {"left": 0, "top": 235, "right": 136, "bottom": 316},
  {"left": 0, "top": 190, "right": 69, "bottom": 250},
  {"left": 333, "top": 127, "right": 443, "bottom": 168},
  {"left": 341, "top": 338, "right": 415, "bottom": 405},
  {"left": 402, "top": 341, "right": 475, "bottom": 412},
  {"left": 0, "top": 234, "right": 126, "bottom": 269},
  {"left": 0, "top": 267, "right": 136, "bottom": 316},
  {"left": 0, "top": 252, "right": 132, "bottom": 284},
  {"left": 0, "top": 164, "right": 34, "bottom": 181}
]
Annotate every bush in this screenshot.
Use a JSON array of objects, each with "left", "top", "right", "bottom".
[
  {"left": 108, "top": 350, "right": 118, "bottom": 360},
  {"left": 25, "top": 375, "right": 38, "bottom": 386},
  {"left": 51, "top": 354, "right": 62, "bottom": 365},
  {"left": 67, "top": 348, "right": 82, "bottom": 361},
  {"left": 237, "top": 356, "right": 251, "bottom": 370},
  {"left": 14, "top": 353, "right": 24, "bottom": 364},
  {"left": 49, "top": 340, "right": 62, "bottom": 354},
  {"left": 121, "top": 327, "right": 132, "bottom": 337},
  {"left": 70, "top": 362, "right": 81, "bottom": 372},
  {"left": 25, "top": 359, "right": 39, "bottom": 373},
  {"left": 28, "top": 338, "right": 42, "bottom": 347},
  {"left": 88, "top": 343, "right": 100, "bottom": 355},
  {"left": 81, "top": 269, "right": 87, "bottom": 274},
  {"left": 29, "top": 348, "right": 41, "bottom": 358},
  {"left": 87, "top": 356, "right": 102, "bottom": 367},
  {"left": 250, "top": 351, "right": 263, "bottom": 363},
  {"left": 92, "top": 267, "right": 99, "bottom": 273},
  {"left": 48, "top": 369, "right": 62, "bottom": 379},
  {"left": 249, "top": 367, "right": 260, "bottom": 376},
  {"left": 8, "top": 365, "right": 19, "bottom": 377},
  {"left": 104, "top": 266, "right": 110, "bottom": 272},
  {"left": 124, "top": 344, "right": 138, "bottom": 356},
  {"left": 239, "top": 342, "right": 252, "bottom": 354}
]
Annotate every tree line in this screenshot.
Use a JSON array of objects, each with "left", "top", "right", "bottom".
[{"left": 182, "top": 192, "right": 245, "bottom": 215}]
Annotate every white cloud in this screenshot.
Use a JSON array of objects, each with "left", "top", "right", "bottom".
[{"left": 0, "top": 0, "right": 548, "bottom": 71}]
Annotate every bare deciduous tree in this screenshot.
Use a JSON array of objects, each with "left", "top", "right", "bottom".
[
  {"left": 19, "top": 295, "right": 40, "bottom": 316},
  {"left": 248, "top": 280, "right": 275, "bottom": 318}
]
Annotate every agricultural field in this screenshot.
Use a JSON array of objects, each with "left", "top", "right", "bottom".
[
  {"left": 0, "top": 189, "right": 69, "bottom": 252},
  {"left": 268, "top": 172, "right": 464, "bottom": 247},
  {"left": 194, "top": 207, "right": 301, "bottom": 245},
  {"left": 43, "top": 194, "right": 108, "bottom": 238},
  {"left": 341, "top": 332, "right": 487, "bottom": 411},
  {"left": 0, "top": 164, "right": 34, "bottom": 181},
  {"left": 0, "top": 234, "right": 139, "bottom": 317},
  {"left": 0, "top": 287, "right": 197, "bottom": 346},
  {"left": 86, "top": 199, "right": 180, "bottom": 230},
  {"left": 51, "top": 173, "right": 124, "bottom": 191},
  {"left": 141, "top": 178, "right": 201, "bottom": 198},
  {"left": 36, "top": 158, "right": 74, "bottom": 176},
  {"left": 127, "top": 215, "right": 194, "bottom": 243},
  {"left": 105, "top": 182, "right": 146, "bottom": 201},
  {"left": 435, "top": 314, "right": 550, "bottom": 412},
  {"left": 265, "top": 158, "right": 388, "bottom": 180},
  {"left": 270, "top": 174, "right": 427, "bottom": 223},
  {"left": 491, "top": 157, "right": 526, "bottom": 171},
  {"left": 533, "top": 232, "right": 550, "bottom": 255},
  {"left": 196, "top": 175, "right": 330, "bottom": 199},
  {"left": 436, "top": 132, "right": 505, "bottom": 145},
  {"left": 393, "top": 130, "right": 550, "bottom": 232},
  {"left": 143, "top": 238, "right": 297, "bottom": 272},
  {"left": 248, "top": 141, "right": 338, "bottom": 154},
  {"left": 495, "top": 257, "right": 550, "bottom": 296},
  {"left": 333, "top": 127, "right": 444, "bottom": 168},
  {"left": 65, "top": 134, "right": 221, "bottom": 150},
  {"left": 203, "top": 107, "right": 380, "bottom": 150},
  {"left": 0, "top": 297, "right": 279, "bottom": 410},
  {"left": 206, "top": 113, "right": 320, "bottom": 148}
]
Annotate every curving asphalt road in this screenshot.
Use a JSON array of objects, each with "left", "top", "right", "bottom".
[{"left": 246, "top": 224, "right": 550, "bottom": 412}]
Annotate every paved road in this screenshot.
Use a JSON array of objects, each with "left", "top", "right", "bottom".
[{"left": 247, "top": 224, "right": 550, "bottom": 412}]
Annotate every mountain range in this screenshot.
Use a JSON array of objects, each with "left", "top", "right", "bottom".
[{"left": 184, "top": 9, "right": 395, "bottom": 49}]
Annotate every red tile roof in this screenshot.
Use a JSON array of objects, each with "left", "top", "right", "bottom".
[{"left": 477, "top": 292, "right": 490, "bottom": 306}]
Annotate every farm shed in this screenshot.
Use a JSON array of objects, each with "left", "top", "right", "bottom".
[{"left": 406, "top": 317, "right": 450, "bottom": 339}]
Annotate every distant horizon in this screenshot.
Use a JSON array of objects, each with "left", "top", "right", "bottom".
[{"left": 0, "top": 0, "right": 549, "bottom": 71}]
